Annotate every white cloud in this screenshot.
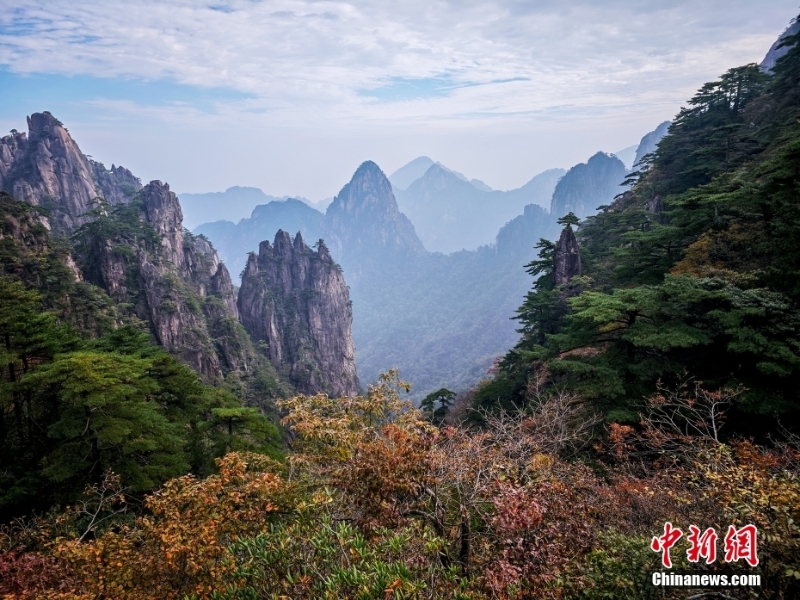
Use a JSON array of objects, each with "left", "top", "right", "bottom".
[{"left": 0, "top": 1, "right": 796, "bottom": 196}]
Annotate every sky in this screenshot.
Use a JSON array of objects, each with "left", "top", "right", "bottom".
[{"left": 0, "top": 1, "right": 797, "bottom": 199}]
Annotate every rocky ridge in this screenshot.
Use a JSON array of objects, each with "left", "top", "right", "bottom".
[
  {"left": 0, "top": 112, "right": 142, "bottom": 235},
  {"left": 2, "top": 112, "right": 358, "bottom": 396},
  {"left": 239, "top": 230, "right": 359, "bottom": 397}
]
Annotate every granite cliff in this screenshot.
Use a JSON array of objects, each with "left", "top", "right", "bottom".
[
  {"left": 72, "top": 180, "right": 246, "bottom": 380},
  {"left": 1, "top": 112, "right": 358, "bottom": 397},
  {"left": 0, "top": 112, "right": 141, "bottom": 235},
  {"left": 238, "top": 230, "right": 358, "bottom": 397}
]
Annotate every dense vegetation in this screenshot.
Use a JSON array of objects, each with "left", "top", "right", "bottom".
[
  {"left": 477, "top": 32, "right": 800, "bottom": 436},
  {"left": 0, "top": 193, "right": 283, "bottom": 522},
  {"left": 2, "top": 372, "right": 798, "bottom": 598}
]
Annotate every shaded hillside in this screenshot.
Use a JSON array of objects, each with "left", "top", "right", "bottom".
[
  {"left": 0, "top": 191, "right": 285, "bottom": 521},
  {"left": 478, "top": 24, "right": 800, "bottom": 435},
  {"left": 549, "top": 152, "right": 627, "bottom": 219}
]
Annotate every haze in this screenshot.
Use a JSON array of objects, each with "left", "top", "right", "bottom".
[{"left": 0, "top": 0, "right": 796, "bottom": 200}]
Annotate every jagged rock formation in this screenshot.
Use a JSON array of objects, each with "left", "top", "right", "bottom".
[
  {"left": 0, "top": 112, "right": 141, "bottom": 235},
  {"left": 325, "top": 161, "right": 425, "bottom": 266},
  {"left": 761, "top": 18, "right": 800, "bottom": 72},
  {"left": 553, "top": 224, "right": 581, "bottom": 286},
  {"left": 196, "top": 198, "right": 325, "bottom": 283},
  {"left": 550, "top": 152, "right": 626, "bottom": 219},
  {"left": 633, "top": 121, "right": 671, "bottom": 167},
  {"left": 76, "top": 180, "right": 245, "bottom": 380},
  {"left": 238, "top": 230, "right": 358, "bottom": 397}
]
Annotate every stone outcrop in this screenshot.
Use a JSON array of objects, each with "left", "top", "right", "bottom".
[
  {"left": 325, "top": 161, "right": 425, "bottom": 268},
  {"left": 0, "top": 112, "right": 142, "bottom": 235},
  {"left": 238, "top": 230, "right": 359, "bottom": 397},
  {"left": 553, "top": 225, "right": 582, "bottom": 286},
  {"left": 82, "top": 180, "right": 244, "bottom": 380}
]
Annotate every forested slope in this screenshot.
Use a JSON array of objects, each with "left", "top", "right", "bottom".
[{"left": 477, "top": 31, "right": 800, "bottom": 434}]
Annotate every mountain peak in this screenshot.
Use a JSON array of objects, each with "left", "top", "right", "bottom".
[{"left": 325, "top": 161, "right": 425, "bottom": 264}]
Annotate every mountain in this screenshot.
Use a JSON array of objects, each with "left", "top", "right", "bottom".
[
  {"left": 72, "top": 180, "right": 252, "bottom": 381},
  {"left": 761, "top": 18, "right": 800, "bottom": 72},
  {"left": 179, "top": 186, "right": 318, "bottom": 230},
  {"left": 501, "top": 168, "right": 566, "bottom": 210},
  {"left": 549, "top": 152, "right": 627, "bottom": 219},
  {"left": 197, "top": 158, "right": 558, "bottom": 400},
  {"left": 633, "top": 121, "right": 671, "bottom": 167},
  {"left": 394, "top": 165, "right": 563, "bottom": 254},
  {"left": 612, "top": 144, "right": 638, "bottom": 170},
  {"left": 389, "top": 156, "right": 436, "bottom": 190},
  {"left": 325, "top": 160, "right": 426, "bottom": 268},
  {"left": 480, "top": 26, "right": 800, "bottom": 431},
  {"left": 238, "top": 230, "right": 359, "bottom": 397},
  {"left": 1, "top": 112, "right": 359, "bottom": 401},
  {"left": 196, "top": 198, "right": 325, "bottom": 280},
  {"left": 0, "top": 111, "right": 141, "bottom": 235},
  {"left": 388, "top": 156, "right": 492, "bottom": 192}
]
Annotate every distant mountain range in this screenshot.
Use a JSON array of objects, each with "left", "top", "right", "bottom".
[
  {"left": 193, "top": 120, "right": 672, "bottom": 398},
  {"left": 388, "top": 156, "right": 493, "bottom": 192},
  {"left": 393, "top": 165, "right": 564, "bottom": 253},
  {"left": 179, "top": 186, "right": 329, "bottom": 230}
]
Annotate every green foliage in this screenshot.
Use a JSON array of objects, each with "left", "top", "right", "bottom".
[
  {"left": 21, "top": 351, "right": 187, "bottom": 491},
  {"left": 0, "top": 247, "right": 284, "bottom": 521},
  {"left": 420, "top": 387, "right": 456, "bottom": 426},
  {"left": 481, "top": 34, "right": 800, "bottom": 430},
  {"left": 557, "top": 212, "right": 580, "bottom": 227}
]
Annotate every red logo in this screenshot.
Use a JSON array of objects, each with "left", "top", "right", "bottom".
[
  {"left": 724, "top": 524, "right": 759, "bottom": 567},
  {"left": 651, "top": 522, "right": 683, "bottom": 568},
  {"left": 651, "top": 523, "right": 758, "bottom": 568}
]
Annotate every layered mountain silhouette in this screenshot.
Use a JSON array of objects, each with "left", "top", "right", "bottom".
[
  {"left": 197, "top": 123, "right": 668, "bottom": 399},
  {"left": 550, "top": 152, "right": 627, "bottom": 219},
  {"left": 393, "top": 164, "right": 564, "bottom": 253}
]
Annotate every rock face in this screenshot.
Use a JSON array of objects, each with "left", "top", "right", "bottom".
[
  {"left": 553, "top": 225, "right": 582, "bottom": 286},
  {"left": 633, "top": 121, "right": 671, "bottom": 167},
  {"left": 238, "top": 230, "right": 359, "bottom": 397},
  {"left": 78, "top": 180, "right": 245, "bottom": 380},
  {"left": 550, "top": 152, "right": 626, "bottom": 220},
  {"left": 325, "top": 161, "right": 425, "bottom": 267},
  {"left": 0, "top": 112, "right": 141, "bottom": 235},
  {"left": 761, "top": 19, "right": 800, "bottom": 72}
]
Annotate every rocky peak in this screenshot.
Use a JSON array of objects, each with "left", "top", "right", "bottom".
[
  {"left": 550, "top": 152, "right": 627, "bottom": 220},
  {"left": 141, "top": 181, "right": 185, "bottom": 269},
  {"left": 553, "top": 224, "right": 582, "bottom": 286},
  {"left": 0, "top": 112, "right": 141, "bottom": 235},
  {"left": 238, "top": 229, "right": 359, "bottom": 397},
  {"left": 324, "top": 161, "right": 425, "bottom": 265}
]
